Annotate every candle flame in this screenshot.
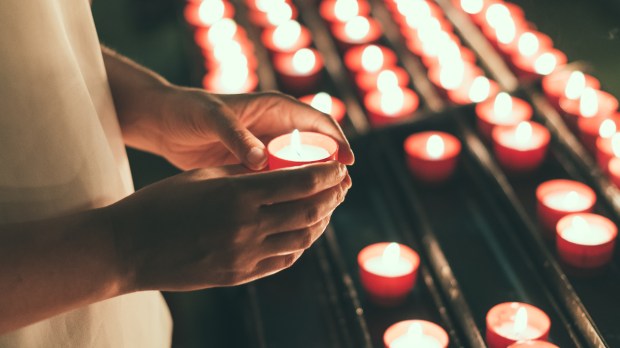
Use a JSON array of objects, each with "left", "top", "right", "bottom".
[
  {"left": 310, "top": 92, "right": 333, "bottom": 115},
  {"left": 468, "top": 76, "right": 492, "bottom": 103},
  {"left": 273, "top": 20, "right": 302, "bottom": 50},
  {"left": 377, "top": 70, "right": 399, "bottom": 93},
  {"left": 334, "top": 0, "right": 359, "bottom": 22},
  {"left": 426, "top": 135, "right": 445, "bottom": 159},
  {"left": 437, "top": 41, "right": 463, "bottom": 67},
  {"left": 292, "top": 48, "right": 316, "bottom": 74},
  {"left": 361, "top": 45, "right": 384, "bottom": 73},
  {"left": 494, "top": 92, "right": 513, "bottom": 120},
  {"left": 290, "top": 129, "right": 302, "bottom": 155},
  {"left": 256, "top": 0, "right": 286, "bottom": 12},
  {"left": 439, "top": 62, "right": 465, "bottom": 90},
  {"left": 564, "top": 71, "right": 587, "bottom": 100},
  {"left": 515, "top": 121, "right": 533, "bottom": 146},
  {"left": 496, "top": 18, "right": 517, "bottom": 44},
  {"left": 612, "top": 133, "right": 620, "bottom": 158},
  {"left": 563, "top": 191, "right": 580, "bottom": 209},
  {"left": 514, "top": 307, "right": 528, "bottom": 335},
  {"left": 599, "top": 119, "right": 617, "bottom": 139},
  {"left": 579, "top": 87, "right": 599, "bottom": 118},
  {"left": 381, "top": 243, "right": 401, "bottom": 267},
  {"left": 198, "top": 0, "right": 225, "bottom": 26},
  {"left": 207, "top": 18, "right": 237, "bottom": 46},
  {"left": 213, "top": 41, "right": 243, "bottom": 62},
  {"left": 485, "top": 3, "right": 511, "bottom": 29},
  {"left": 407, "top": 323, "right": 424, "bottom": 339},
  {"left": 344, "top": 16, "right": 370, "bottom": 41},
  {"left": 571, "top": 215, "right": 590, "bottom": 231},
  {"left": 380, "top": 87, "right": 405, "bottom": 115},
  {"left": 534, "top": 52, "right": 557, "bottom": 76},
  {"left": 518, "top": 32, "right": 540, "bottom": 57},
  {"left": 460, "top": 0, "right": 484, "bottom": 14},
  {"left": 407, "top": 13, "right": 437, "bottom": 31},
  {"left": 266, "top": 2, "right": 293, "bottom": 26},
  {"left": 397, "top": 0, "right": 430, "bottom": 17},
  {"left": 420, "top": 30, "right": 451, "bottom": 58}
]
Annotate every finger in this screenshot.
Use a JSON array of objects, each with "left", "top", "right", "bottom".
[
  {"left": 240, "top": 161, "right": 347, "bottom": 204},
  {"left": 262, "top": 216, "right": 331, "bottom": 256},
  {"left": 253, "top": 251, "right": 304, "bottom": 278},
  {"left": 258, "top": 176, "right": 350, "bottom": 234}
]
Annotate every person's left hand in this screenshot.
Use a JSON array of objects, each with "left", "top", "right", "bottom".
[{"left": 122, "top": 86, "right": 355, "bottom": 171}]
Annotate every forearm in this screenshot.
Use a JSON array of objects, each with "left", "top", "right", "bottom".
[{"left": 0, "top": 208, "right": 127, "bottom": 334}]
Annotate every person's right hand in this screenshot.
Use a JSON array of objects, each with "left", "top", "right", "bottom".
[{"left": 103, "top": 161, "right": 351, "bottom": 293}]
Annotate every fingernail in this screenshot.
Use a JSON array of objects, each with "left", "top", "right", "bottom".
[{"left": 247, "top": 147, "right": 266, "bottom": 166}]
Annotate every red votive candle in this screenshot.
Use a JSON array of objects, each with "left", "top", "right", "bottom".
[
  {"left": 508, "top": 341, "right": 559, "bottom": 348},
  {"left": 475, "top": 1, "right": 525, "bottom": 29},
  {"left": 492, "top": 121, "right": 551, "bottom": 174},
  {"left": 536, "top": 179, "right": 596, "bottom": 236},
  {"left": 556, "top": 213, "right": 617, "bottom": 269},
  {"left": 344, "top": 44, "right": 398, "bottom": 75},
  {"left": 559, "top": 88, "right": 619, "bottom": 132},
  {"left": 261, "top": 20, "right": 312, "bottom": 54},
  {"left": 407, "top": 31, "right": 461, "bottom": 59},
  {"left": 476, "top": 92, "right": 533, "bottom": 140},
  {"left": 355, "top": 67, "right": 410, "bottom": 97},
  {"left": 299, "top": 92, "right": 347, "bottom": 124},
  {"left": 194, "top": 21, "right": 248, "bottom": 51},
  {"left": 486, "top": 302, "right": 551, "bottom": 348},
  {"left": 428, "top": 61, "right": 482, "bottom": 95},
  {"left": 404, "top": 131, "right": 461, "bottom": 183},
  {"left": 448, "top": 75, "right": 500, "bottom": 105},
  {"left": 512, "top": 49, "right": 567, "bottom": 80},
  {"left": 481, "top": 15, "right": 528, "bottom": 52},
  {"left": 273, "top": 48, "right": 324, "bottom": 95},
  {"left": 358, "top": 242, "right": 420, "bottom": 306},
  {"left": 331, "top": 16, "right": 382, "bottom": 49},
  {"left": 245, "top": 0, "right": 291, "bottom": 12},
  {"left": 542, "top": 69, "right": 601, "bottom": 111},
  {"left": 499, "top": 30, "right": 552, "bottom": 59},
  {"left": 365, "top": 87, "right": 419, "bottom": 126},
  {"left": 202, "top": 68, "right": 258, "bottom": 94},
  {"left": 577, "top": 115, "right": 618, "bottom": 154},
  {"left": 267, "top": 130, "right": 338, "bottom": 170},
  {"left": 319, "top": 0, "right": 371, "bottom": 23},
  {"left": 421, "top": 45, "right": 477, "bottom": 70},
  {"left": 248, "top": 1, "right": 298, "bottom": 28},
  {"left": 184, "top": 0, "right": 235, "bottom": 27},
  {"left": 383, "top": 320, "right": 449, "bottom": 348}
]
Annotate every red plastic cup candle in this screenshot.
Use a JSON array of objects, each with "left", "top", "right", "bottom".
[
  {"left": 512, "top": 49, "right": 567, "bottom": 80},
  {"left": 556, "top": 213, "right": 617, "bottom": 269},
  {"left": 299, "top": 92, "right": 346, "bottom": 124},
  {"left": 344, "top": 44, "right": 398, "bottom": 75},
  {"left": 319, "top": 0, "right": 370, "bottom": 23},
  {"left": 428, "top": 61, "right": 482, "bottom": 94},
  {"left": 357, "top": 242, "right": 420, "bottom": 306},
  {"left": 184, "top": 0, "right": 235, "bottom": 27},
  {"left": 248, "top": 1, "right": 297, "bottom": 28},
  {"left": 331, "top": 16, "right": 382, "bottom": 49},
  {"left": 476, "top": 92, "right": 533, "bottom": 140},
  {"left": 262, "top": 20, "right": 312, "bottom": 54},
  {"left": 542, "top": 70, "right": 601, "bottom": 111},
  {"left": 383, "top": 320, "right": 449, "bottom": 348},
  {"left": 355, "top": 67, "right": 410, "bottom": 97},
  {"left": 448, "top": 75, "right": 500, "bottom": 105},
  {"left": 536, "top": 180, "right": 596, "bottom": 235},
  {"left": 559, "top": 87, "right": 619, "bottom": 132},
  {"left": 404, "top": 132, "right": 461, "bottom": 183},
  {"left": 596, "top": 133, "right": 620, "bottom": 172},
  {"left": 273, "top": 48, "right": 324, "bottom": 95},
  {"left": 578, "top": 115, "right": 618, "bottom": 154},
  {"left": 267, "top": 129, "right": 338, "bottom": 169},
  {"left": 486, "top": 303, "right": 551, "bottom": 348},
  {"left": 492, "top": 121, "right": 551, "bottom": 173},
  {"left": 364, "top": 80, "right": 419, "bottom": 126},
  {"left": 508, "top": 341, "right": 559, "bottom": 348}
]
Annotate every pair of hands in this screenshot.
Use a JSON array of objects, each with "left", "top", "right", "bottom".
[{"left": 109, "top": 87, "right": 354, "bottom": 292}]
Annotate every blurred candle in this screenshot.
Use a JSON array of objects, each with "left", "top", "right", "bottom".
[
  {"left": 475, "top": 92, "right": 533, "bottom": 140},
  {"left": 513, "top": 49, "right": 567, "bottom": 80},
  {"left": 404, "top": 131, "right": 462, "bottom": 183},
  {"left": 578, "top": 115, "right": 619, "bottom": 154},
  {"left": 508, "top": 341, "right": 559, "bottom": 348},
  {"left": 536, "top": 179, "right": 596, "bottom": 235},
  {"left": 492, "top": 121, "right": 551, "bottom": 173},
  {"left": 332, "top": 16, "right": 382, "bottom": 49},
  {"left": 267, "top": 129, "right": 338, "bottom": 169},
  {"left": 559, "top": 87, "right": 619, "bottom": 132},
  {"left": 542, "top": 69, "right": 600, "bottom": 110},
  {"left": 447, "top": 75, "right": 500, "bottom": 105},
  {"left": 262, "top": 20, "right": 312, "bottom": 54},
  {"left": 385, "top": 321, "right": 449, "bottom": 348},
  {"left": 365, "top": 83, "right": 419, "bottom": 126},
  {"left": 273, "top": 48, "right": 324, "bottom": 95},
  {"left": 486, "top": 303, "right": 551, "bottom": 348},
  {"left": 355, "top": 67, "right": 410, "bottom": 96},
  {"left": 596, "top": 132, "right": 620, "bottom": 173},
  {"left": 299, "top": 92, "right": 346, "bottom": 124},
  {"left": 344, "top": 44, "right": 398, "bottom": 74},
  {"left": 320, "top": 0, "right": 370, "bottom": 23},
  {"left": 184, "top": 0, "right": 234, "bottom": 27},
  {"left": 556, "top": 214, "right": 617, "bottom": 269}
]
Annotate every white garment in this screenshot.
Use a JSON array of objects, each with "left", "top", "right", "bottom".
[{"left": 0, "top": 0, "right": 172, "bottom": 347}]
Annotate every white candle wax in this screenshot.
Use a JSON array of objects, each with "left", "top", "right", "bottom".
[
  {"left": 275, "top": 130, "right": 330, "bottom": 161},
  {"left": 561, "top": 217, "right": 612, "bottom": 246},
  {"left": 543, "top": 191, "right": 590, "bottom": 212},
  {"left": 364, "top": 256, "right": 413, "bottom": 277},
  {"left": 494, "top": 323, "right": 541, "bottom": 341},
  {"left": 390, "top": 332, "right": 442, "bottom": 348}
]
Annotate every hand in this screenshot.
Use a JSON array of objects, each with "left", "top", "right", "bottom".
[
  {"left": 105, "top": 161, "right": 351, "bottom": 291},
  {"left": 123, "top": 87, "right": 355, "bottom": 170}
]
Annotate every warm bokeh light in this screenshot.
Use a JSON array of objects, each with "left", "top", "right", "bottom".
[
  {"left": 494, "top": 92, "right": 513, "bottom": 119},
  {"left": 310, "top": 92, "right": 333, "bottom": 115},
  {"left": 460, "top": 0, "right": 484, "bottom": 14},
  {"left": 344, "top": 16, "right": 371, "bottom": 41},
  {"left": 485, "top": 3, "right": 512, "bottom": 29},
  {"left": 397, "top": 0, "right": 431, "bottom": 17},
  {"left": 334, "top": 0, "right": 359, "bottom": 22},
  {"left": 439, "top": 62, "right": 465, "bottom": 90},
  {"left": 255, "top": 0, "right": 287, "bottom": 12},
  {"left": 612, "top": 133, "right": 620, "bottom": 158},
  {"left": 376, "top": 70, "right": 399, "bottom": 92},
  {"left": 266, "top": 2, "right": 293, "bottom": 26},
  {"left": 426, "top": 135, "right": 446, "bottom": 159},
  {"left": 212, "top": 41, "right": 244, "bottom": 62},
  {"left": 215, "top": 65, "right": 249, "bottom": 93},
  {"left": 272, "top": 20, "right": 302, "bottom": 50},
  {"left": 382, "top": 242, "right": 401, "bottom": 266},
  {"left": 380, "top": 87, "right": 405, "bottom": 115},
  {"left": 515, "top": 121, "right": 533, "bottom": 147},
  {"left": 361, "top": 45, "right": 384, "bottom": 72},
  {"left": 517, "top": 32, "right": 540, "bottom": 57},
  {"left": 405, "top": 11, "right": 436, "bottom": 30},
  {"left": 599, "top": 119, "right": 617, "bottom": 139},
  {"left": 513, "top": 307, "right": 528, "bottom": 335},
  {"left": 468, "top": 76, "right": 492, "bottom": 103},
  {"left": 495, "top": 18, "right": 517, "bottom": 44},
  {"left": 198, "top": 0, "right": 226, "bottom": 26},
  {"left": 292, "top": 48, "right": 316, "bottom": 74},
  {"left": 579, "top": 87, "right": 599, "bottom": 118},
  {"left": 533, "top": 52, "right": 557, "bottom": 75},
  {"left": 564, "top": 71, "right": 587, "bottom": 100},
  {"left": 207, "top": 18, "right": 237, "bottom": 46}
]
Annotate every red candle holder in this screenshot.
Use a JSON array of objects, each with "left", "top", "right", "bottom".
[
  {"left": 355, "top": 67, "right": 410, "bottom": 97},
  {"left": 404, "top": 131, "right": 461, "bottom": 184},
  {"left": 499, "top": 30, "right": 552, "bottom": 59},
  {"left": 319, "top": 0, "right": 371, "bottom": 23},
  {"left": 343, "top": 44, "right": 398, "bottom": 75},
  {"left": 261, "top": 22, "right": 312, "bottom": 54},
  {"left": 299, "top": 93, "right": 347, "bottom": 124},
  {"left": 248, "top": 2, "right": 298, "bottom": 28},
  {"left": 448, "top": 76, "right": 500, "bottom": 105},
  {"left": 508, "top": 341, "right": 559, "bottom": 348},
  {"left": 357, "top": 242, "right": 420, "bottom": 306},
  {"left": 536, "top": 179, "right": 596, "bottom": 236},
  {"left": 475, "top": 94, "right": 533, "bottom": 140},
  {"left": 610, "top": 157, "right": 620, "bottom": 188},
  {"left": 331, "top": 16, "right": 382, "bottom": 50},
  {"left": 492, "top": 121, "right": 551, "bottom": 174},
  {"left": 267, "top": 131, "right": 338, "bottom": 170},
  {"left": 364, "top": 87, "right": 419, "bottom": 126},
  {"left": 512, "top": 49, "right": 567, "bottom": 80},
  {"left": 184, "top": 1, "right": 235, "bottom": 27},
  {"left": 542, "top": 70, "right": 601, "bottom": 111},
  {"left": 383, "top": 320, "right": 449, "bottom": 348},
  {"left": 556, "top": 213, "right": 617, "bottom": 269},
  {"left": 486, "top": 302, "right": 551, "bottom": 348},
  {"left": 577, "top": 115, "right": 619, "bottom": 154},
  {"left": 273, "top": 48, "right": 324, "bottom": 96},
  {"left": 559, "top": 89, "right": 619, "bottom": 132},
  {"left": 202, "top": 69, "right": 258, "bottom": 94}
]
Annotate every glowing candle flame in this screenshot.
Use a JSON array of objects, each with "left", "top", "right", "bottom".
[
  {"left": 198, "top": 0, "right": 225, "bottom": 26},
  {"left": 494, "top": 92, "right": 513, "bottom": 120},
  {"left": 344, "top": 16, "right": 370, "bottom": 41},
  {"left": 515, "top": 121, "right": 533, "bottom": 147},
  {"left": 397, "top": 0, "right": 430, "bottom": 17},
  {"left": 273, "top": 20, "right": 302, "bottom": 50},
  {"left": 426, "top": 135, "right": 445, "bottom": 159},
  {"left": 534, "top": 52, "right": 557, "bottom": 76},
  {"left": 292, "top": 48, "right": 316, "bottom": 74},
  {"left": 496, "top": 18, "right": 517, "bottom": 44},
  {"left": 564, "top": 71, "right": 587, "bottom": 100},
  {"left": 310, "top": 92, "right": 333, "bottom": 115},
  {"left": 514, "top": 307, "right": 528, "bottom": 335},
  {"left": 612, "top": 133, "right": 620, "bottom": 158},
  {"left": 207, "top": 18, "right": 237, "bottom": 46},
  {"left": 563, "top": 191, "right": 580, "bottom": 209},
  {"left": 461, "top": 0, "right": 484, "bottom": 14},
  {"left": 266, "top": 2, "right": 293, "bottom": 26},
  {"left": 380, "top": 87, "right": 405, "bottom": 115},
  {"left": 218, "top": 54, "right": 249, "bottom": 71},
  {"left": 361, "top": 45, "right": 384, "bottom": 72},
  {"left": 406, "top": 12, "right": 437, "bottom": 30},
  {"left": 439, "top": 62, "right": 465, "bottom": 90},
  {"left": 377, "top": 70, "right": 399, "bottom": 92},
  {"left": 599, "top": 119, "right": 617, "bottom": 139},
  {"left": 468, "top": 76, "right": 491, "bottom": 103},
  {"left": 334, "top": 0, "right": 359, "bottom": 22},
  {"left": 518, "top": 32, "right": 540, "bottom": 57},
  {"left": 571, "top": 215, "right": 589, "bottom": 231},
  {"left": 382, "top": 243, "right": 401, "bottom": 267},
  {"left": 485, "top": 4, "right": 511, "bottom": 29},
  {"left": 213, "top": 41, "right": 243, "bottom": 62},
  {"left": 290, "top": 129, "right": 302, "bottom": 155},
  {"left": 579, "top": 87, "right": 599, "bottom": 118}
]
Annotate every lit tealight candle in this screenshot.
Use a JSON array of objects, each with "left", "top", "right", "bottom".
[
  {"left": 332, "top": 15, "right": 381, "bottom": 49},
  {"left": 364, "top": 79, "right": 419, "bottom": 126},
  {"left": 273, "top": 48, "right": 324, "bottom": 95},
  {"left": 536, "top": 179, "right": 596, "bottom": 235},
  {"left": 319, "top": 0, "right": 370, "bottom": 23},
  {"left": 492, "top": 121, "right": 551, "bottom": 173},
  {"left": 267, "top": 129, "right": 338, "bottom": 169},
  {"left": 358, "top": 242, "right": 420, "bottom": 305},
  {"left": 577, "top": 114, "right": 619, "bottom": 154},
  {"left": 556, "top": 213, "right": 617, "bottom": 269},
  {"left": 502, "top": 30, "right": 552, "bottom": 60},
  {"left": 476, "top": 92, "right": 533, "bottom": 140},
  {"left": 384, "top": 320, "right": 449, "bottom": 348},
  {"left": 355, "top": 67, "right": 410, "bottom": 96},
  {"left": 513, "top": 49, "right": 567, "bottom": 80},
  {"left": 388, "top": 323, "right": 444, "bottom": 348},
  {"left": 184, "top": 0, "right": 234, "bottom": 28},
  {"left": 542, "top": 69, "right": 601, "bottom": 110},
  {"left": 404, "top": 131, "right": 462, "bottom": 183},
  {"left": 299, "top": 92, "right": 347, "bottom": 124},
  {"left": 486, "top": 303, "right": 551, "bottom": 348},
  {"left": 459, "top": 0, "right": 484, "bottom": 15},
  {"left": 344, "top": 44, "right": 398, "bottom": 74},
  {"left": 472, "top": 1, "right": 524, "bottom": 27},
  {"left": 559, "top": 87, "right": 619, "bottom": 132},
  {"left": 447, "top": 75, "right": 500, "bottom": 105},
  {"left": 262, "top": 19, "right": 312, "bottom": 54},
  {"left": 248, "top": 0, "right": 297, "bottom": 28}
]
